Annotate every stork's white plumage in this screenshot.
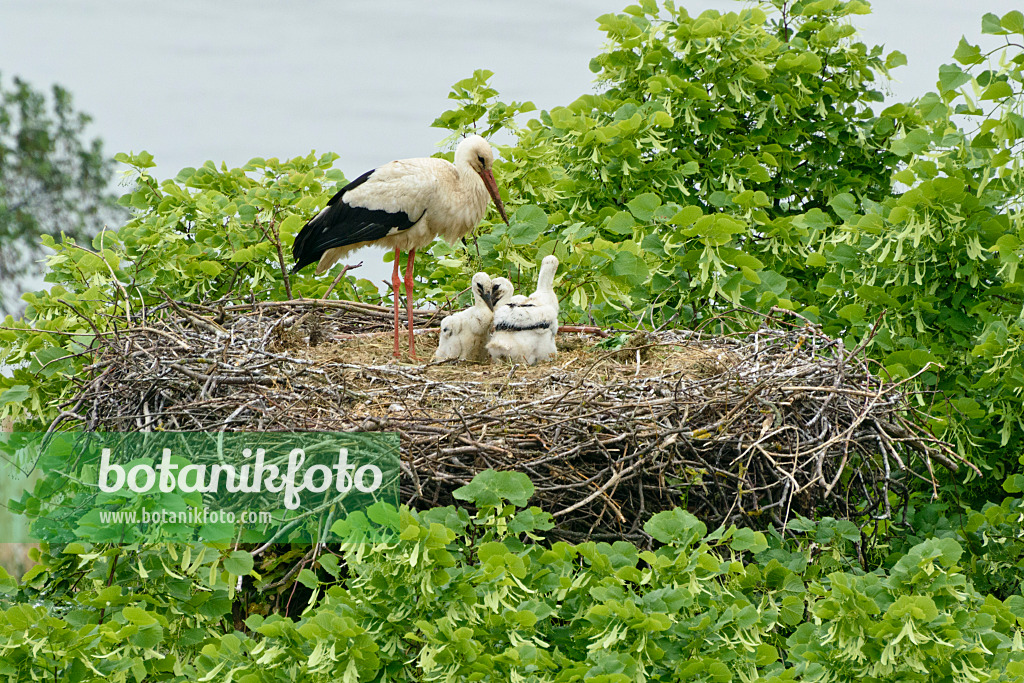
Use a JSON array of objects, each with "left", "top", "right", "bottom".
[
  {"left": 291, "top": 135, "right": 509, "bottom": 359},
  {"left": 433, "top": 272, "right": 496, "bottom": 363},
  {"left": 487, "top": 256, "right": 560, "bottom": 365},
  {"left": 489, "top": 277, "right": 515, "bottom": 311}
]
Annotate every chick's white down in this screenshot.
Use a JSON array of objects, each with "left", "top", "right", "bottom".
[
  {"left": 433, "top": 272, "right": 495, "bottom": 362},
  {"left": 487, "top": 256, "right": 560, "bottom": 365},
  {"left": 489, "top": 276, "right": 515, "bottom": 310}
]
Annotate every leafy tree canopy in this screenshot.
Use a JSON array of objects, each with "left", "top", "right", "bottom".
[
  {"left": 2, "top": 467, "right": 1023, "bottom": 681},
  {"left": 0, "top": 0, "right": 1023, "bottom": 501},
  {"left": 1, "top": 3, "right": 1024, "bottom": 680},
  {"left": 0, "top": 73, "right": 124, "bottom": 302},
  {"left": 426, "top": 0, "right": 1024, "bottom": 501}
]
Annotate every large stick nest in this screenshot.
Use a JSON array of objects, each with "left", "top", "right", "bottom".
[{"left": 57, "top": 298, "right": 969, "bottom": 542}]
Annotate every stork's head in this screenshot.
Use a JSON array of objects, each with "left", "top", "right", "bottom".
[
  {"left": 489, "top": 277, "right": 515, "bottom": 311},
  {"left": 456, "top": 135, "right": 509, "bottom": 225},
  {"left": 470, "top": 271, "right": 493, "bottom": 309}
]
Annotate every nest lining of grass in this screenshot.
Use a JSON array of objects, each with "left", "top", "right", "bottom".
[{"left": 53, "top": 297, "right": 969, "bottom": 542}]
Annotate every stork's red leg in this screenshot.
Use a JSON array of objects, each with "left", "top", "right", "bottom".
[
  {"left": 391, "top": 248, "right": 402, "bottom": 358},
  {"left": 405, "top": 248, "right": 417, "bottom": 360}
]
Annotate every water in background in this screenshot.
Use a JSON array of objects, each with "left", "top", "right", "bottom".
[
  {"left": 0, "top": 0, "right": 635, "bottom": 290},
  {"left": 1, "top": 0, "right": 1017, "bottom": 292}
]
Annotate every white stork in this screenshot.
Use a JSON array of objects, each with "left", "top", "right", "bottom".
[
  {"left": 489, "top": 276, "right": 515, "bottom": 312},
  {"left": 433, "top": 274, "right": 516, "bottom": 363},
  {"left": 487, "top": 256, "right": 560, "bottom": 365},
  {"left": 291, "top": 135, "right": 509, "bottom": 359},
  {"left": 433, "top": 272, "right": 496, "bottom": 363}
]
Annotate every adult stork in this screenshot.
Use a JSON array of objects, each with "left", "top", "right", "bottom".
[{"left": 291, "top": 135, "right": 509, "bottom": 359}]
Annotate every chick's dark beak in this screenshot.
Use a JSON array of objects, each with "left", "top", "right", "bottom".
[{"left": 477, "top": 282, "right": 494, "bottom": 310}]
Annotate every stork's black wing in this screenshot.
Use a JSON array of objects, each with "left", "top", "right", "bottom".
[{"left": 290, "top": 169, "right": 422, "bottom": 273}]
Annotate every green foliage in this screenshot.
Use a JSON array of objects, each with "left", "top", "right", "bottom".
[
  {"left": 889, "top": 451, "right": 1024, "bottom": 601},
  {"left": 3, "top": 469, "right": 1023, "bottom": 682},
  {"left": 0, "top": 541, "right": 242, "bottom": 681},
  {"left": 424, "top": 0, "right": 913, "bottom": 326},
  {"left": 421, "top": 2, "right": 1024, "bottom": 502},
  {"left": 1, "top": 2, "right": 1022, "bottom": 493},
  {"left": 430, "top": 68, "right": 536, "bottom": 142},
  {"left": 0, "top": 151, "right": 378, "bottom": 428},
  {"left": 811, "top": 10, "right": 1024, "bottom": 493},
  {"left": 3, "top": 5, "right": 1024, "bottom": 677},
  {"left": 0, "top": 73, "right": 125, "bottom": 296}
]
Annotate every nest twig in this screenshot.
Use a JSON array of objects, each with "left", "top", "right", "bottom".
[{"left": 50, "top": 297, "right": 968, "bottom": 542}]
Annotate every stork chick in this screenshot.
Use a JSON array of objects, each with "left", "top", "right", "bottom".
[
  {"left": 487, "top": 256, "right": 560, "bottom": 365},
  {"left": 489, "top": 276, "right": 515, "bottom": 311},
  {"left": 433, "top": 272, "right": 496, "bottom": 363}
]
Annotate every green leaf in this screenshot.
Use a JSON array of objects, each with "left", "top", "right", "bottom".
[
  {"left": 650, "top": 111, "right": 674, "bottom": 127},
  {"left": 509, "top": 205, "right": 548, "bottom": 244},
  {"left": 605, "top": 211, "right": 636, "bottom": 235},
  {"left": 1003, "top": 474, "right": 1024, "bottom": 493},
  {"left": 122, "top": 606, "right": 158, "bottom": 626},
  {"left": 1001, "top": 10, "right": 1024, "bottom": 33},
  {"left": 296, "top": 568, "right": 319, "bottom": 589},
  {"left": 938, "top": 64, "right": 971, "bottom": 92},
  {"left": 318, "top": 554, "right": 341, "bottom": 578},
  {"left": 279, "top": 213, "right": 304, "bottom": 237},
  {"left": 0, "top": 385, "right": 31, "bottom": 404},
  {"left": 828, "top": 193, "right": 857, "bottom": 220},
  {"left": 838, "top": 303, "right": 866, "bottom": 322},
  {"left": 729, "top": 528, "right": 768, "bottom": 553},
  {"left": 890, "top": 128, "right": 932, "bottom": 156},
  {"left": 952, "top": 38, "right": 983, "bottom": 65},
  {"left": 981, "top": 81, "right": 1013, "bottom": 101},
  {"left": 935, "top": 537, "right": 963, "bottom": 565},
  {"left": 626, "top": 193, "right": 661, "bottom": 222},
  {"left": 888, "top": 595, "right": 939, "bottom": 621},
  {"left": 885, "top": 50, "right": 907, "bottom": 69},
  {"left": 680, "top": 161, "right": 699, "bottom": 175},
  {"left": 670, "top": 206, "right": 703, "bottom": 227},
  {"left": 129, "top": 623, "right": 164, "bottom": 649},
  {"left": 687, "top": 215, "right": 744, "bottom": 246},
  {"left": 806, "top": 253, "right": 827, "bottom": 268},
  {"left": 610, "top": 251, "right": 649, "bottom": 286},
  {"left": 223, "top": 551, "right": 254, "bottom": 576},
  {"left": 230, "top": 247, "right": 254, "bottom": 263},
  {"left": 175, "top": 167, "right": 197, "bottom": 183},
  {"left": 981, "top": 12, "right": 1005, "bottom": 34},
  {"left": 644, "top": 508, "right": 706, "bottom": 547},
  {"left": 745, "top": 63, "right": 769, "bottom": 80},
  {"left": 198, "top": 261, "right": 223, "bottom": 277},
  {"left": 780, "top": 595, "right": 805, "bottom": 625},
  {"left": 755, "top": 644, "right": 778, "bottom": 666},
  {"left": 453, "top": 470, "right": 534, "bottom": 507}
]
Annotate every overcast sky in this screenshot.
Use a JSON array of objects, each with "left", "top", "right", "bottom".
[
  {"left": 1, "top": 0, "right": 1020, "bottom": 287},
  {"left": 3, "top": 0, "right": 1020, "bottom": 179}
]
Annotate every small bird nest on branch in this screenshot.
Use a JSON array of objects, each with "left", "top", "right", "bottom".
[{"left": 56, "top": 297, "right": 969, "bottom": 542}]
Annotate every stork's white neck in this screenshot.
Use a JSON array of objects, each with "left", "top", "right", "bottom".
[
  {"left": 536, "top": 258, "right": 558, "bottom": 294},
  {"left": 434, "top": 146, "right": 490, "bottom": 245},
  {"left": 471, "top": 279, "right": 491, "bottom": 309}
]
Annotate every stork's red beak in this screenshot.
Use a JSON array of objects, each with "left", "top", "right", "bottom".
[{"left": 479, "top": 168, "right": 509, "bottom": 225}]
